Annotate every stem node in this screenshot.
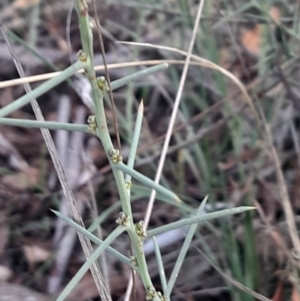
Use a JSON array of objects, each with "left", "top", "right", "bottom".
[
  {"left": 109, "top": 148, "right": 122, "bottom": 163},
  {"left": 97, "top": 76, "right": 109, "bottom": 91},
  {"left": 146, "top": 287, "right": 158, "bottom": 301},
  {"left": 87, "top": 115, "right": 97, "bottom": 133},
  {"left": 135, "top": 220, "right": 147, "bottom": 240},
  {"left": 115, "top": 212, "right": 129, "bottom": 226},
  {"left": 77, "top": 50, "right": 87, "bottom": 62},
  {"left": 130, "top": 256, "right": 138, "bottom": 267}
]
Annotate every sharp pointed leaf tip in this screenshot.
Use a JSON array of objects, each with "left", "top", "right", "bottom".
[
  {"left": 49, "top": 209, "right": 58, "bottom": 215},
  {"left": 202, "top": 195, "right": 209, "bottom": 203},
  {"left": 176, "top": 197, "right": 182, "bottom": 203},
  {"left": 139, "top": 99, "right": 144, "bottom": 111}
]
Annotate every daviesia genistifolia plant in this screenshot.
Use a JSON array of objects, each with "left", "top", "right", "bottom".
[{"left": 0, "top": 1, "right": 254, "bottom": 300}]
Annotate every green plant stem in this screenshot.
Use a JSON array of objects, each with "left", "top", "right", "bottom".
[
  {"left": 165, "top": 196, "right": 208, "bottom": 297},
  {"left": 0, "top": 60, "right": 83, "bottom": 117},
  {"left": 75, "top": 1, "right": 159, "bottom": 298},
  {"left": 125, "top": 100, "right": 143, "bottom": 188},
  {"left": 76, "top": 0, "right": 132, "bottom": 218},
  {"left": 152, "top": 237, "right": 167, "bottom": 295},
  {"left": 51, "top": 210, "right": 135, "bottom": 270},
  {"left": 0, "top": 118, "right": 88, "bottom": 132},
  {"left": 148, "top": 207, "right": 255, "bottom": 237},
  {"left": 110, "top": 63, "right": 168, "bottom": 91},
  {"left": 115, "top": 162, "right": 181, "bottom": 203}
]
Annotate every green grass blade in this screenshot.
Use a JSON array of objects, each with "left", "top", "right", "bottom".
[
  {"left": 0, "top": 118, "right": 88, "bottom": 133},
  {"left": 243, "top": 210, "right": 259, "bottom": 294},
  {"left": 56, "top": 225, "right": 125, "bottom": 301},
  {"left": 148, "top": 207, "right": 255, "bottom": 237},
  {"left": 165, "top": 195, "right": 208, "bottom": 297}
]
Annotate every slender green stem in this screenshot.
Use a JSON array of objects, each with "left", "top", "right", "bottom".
[
  {"left": 76, "top": 0, "right": 133, "bottom": 224},
  {"left": 165, "top": 196, "right": 208, "bottom": 297},
  {"left": 0, "top": 60, "right": 83, "bottom": 117},
  {"left": 110, "top": 63, "right": 168, "bottom": 91},
  {"left": 75, "top": 2, "right": 159, "bottom": 298},
  {"left": 0, "top": 118, "right": 89, "bottom": 132},
  {"left": 127, "top": 224, "right": 155, "bottom": 288},
  {"left": 132, "top": 185, "right": 195, "bottom": 213},
  {"left": 51, "top": 210, "right": 135, "bottom": 270},
  {"left": 77, "top": 2, "right": 134, "bottom": 219},
  {"left": 125, "top": 100, "right": 143, "bottom": 187},
  {"left": 56, "top": 226, "right": 126, "bottom": 301},
  {"left": 152, "top": 237, "right": 167, "bottom": 295},
  {"left": 115, "top": 161, "right": 181, "bottom": 203},
  {"left": 148, "top": 207, "right": 255, "bottom": 237}
]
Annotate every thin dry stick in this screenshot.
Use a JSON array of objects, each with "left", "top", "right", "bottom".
[
  {"left": 82, "top": 149, "right": 111, "bottom": 294},
  {"left": 265, "top": 122, "right": 300, "bottom": 252},
  {"left": 125, "top": 1, "right": 206, "bottom": 300},
  {"left": 48, "top": 95, "right": 72, "bottom": 293},
  {"left": 0, "top": 23, "right": 109, "bottom": 300},
  {"left": 48, "top": 105, "right": 87, "bottom": 294},
  {"left": 130, "top": 57, "right": 297, "bottom": 229},
  {"left": 144, "top": 0, "right": 206, "bottom": 228},
  {"left": 91, "top": 0, "right": 121, "bottom": 151}
]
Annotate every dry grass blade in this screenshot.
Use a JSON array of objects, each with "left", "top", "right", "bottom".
[
  {"left": 264, "top": 122, "right": 300, "bottom": 252},
  {"left": 48, "top": 105, "right": 86, "bottom": 294},
  {"left": 116, "top": 43, "right": 261, "bottom": 126},
  {"left": 196, "top": 247, "right": 272, "bottom": 301},
  {"left": 0, "top": 59, "right": 250, "bottom": 88}
]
